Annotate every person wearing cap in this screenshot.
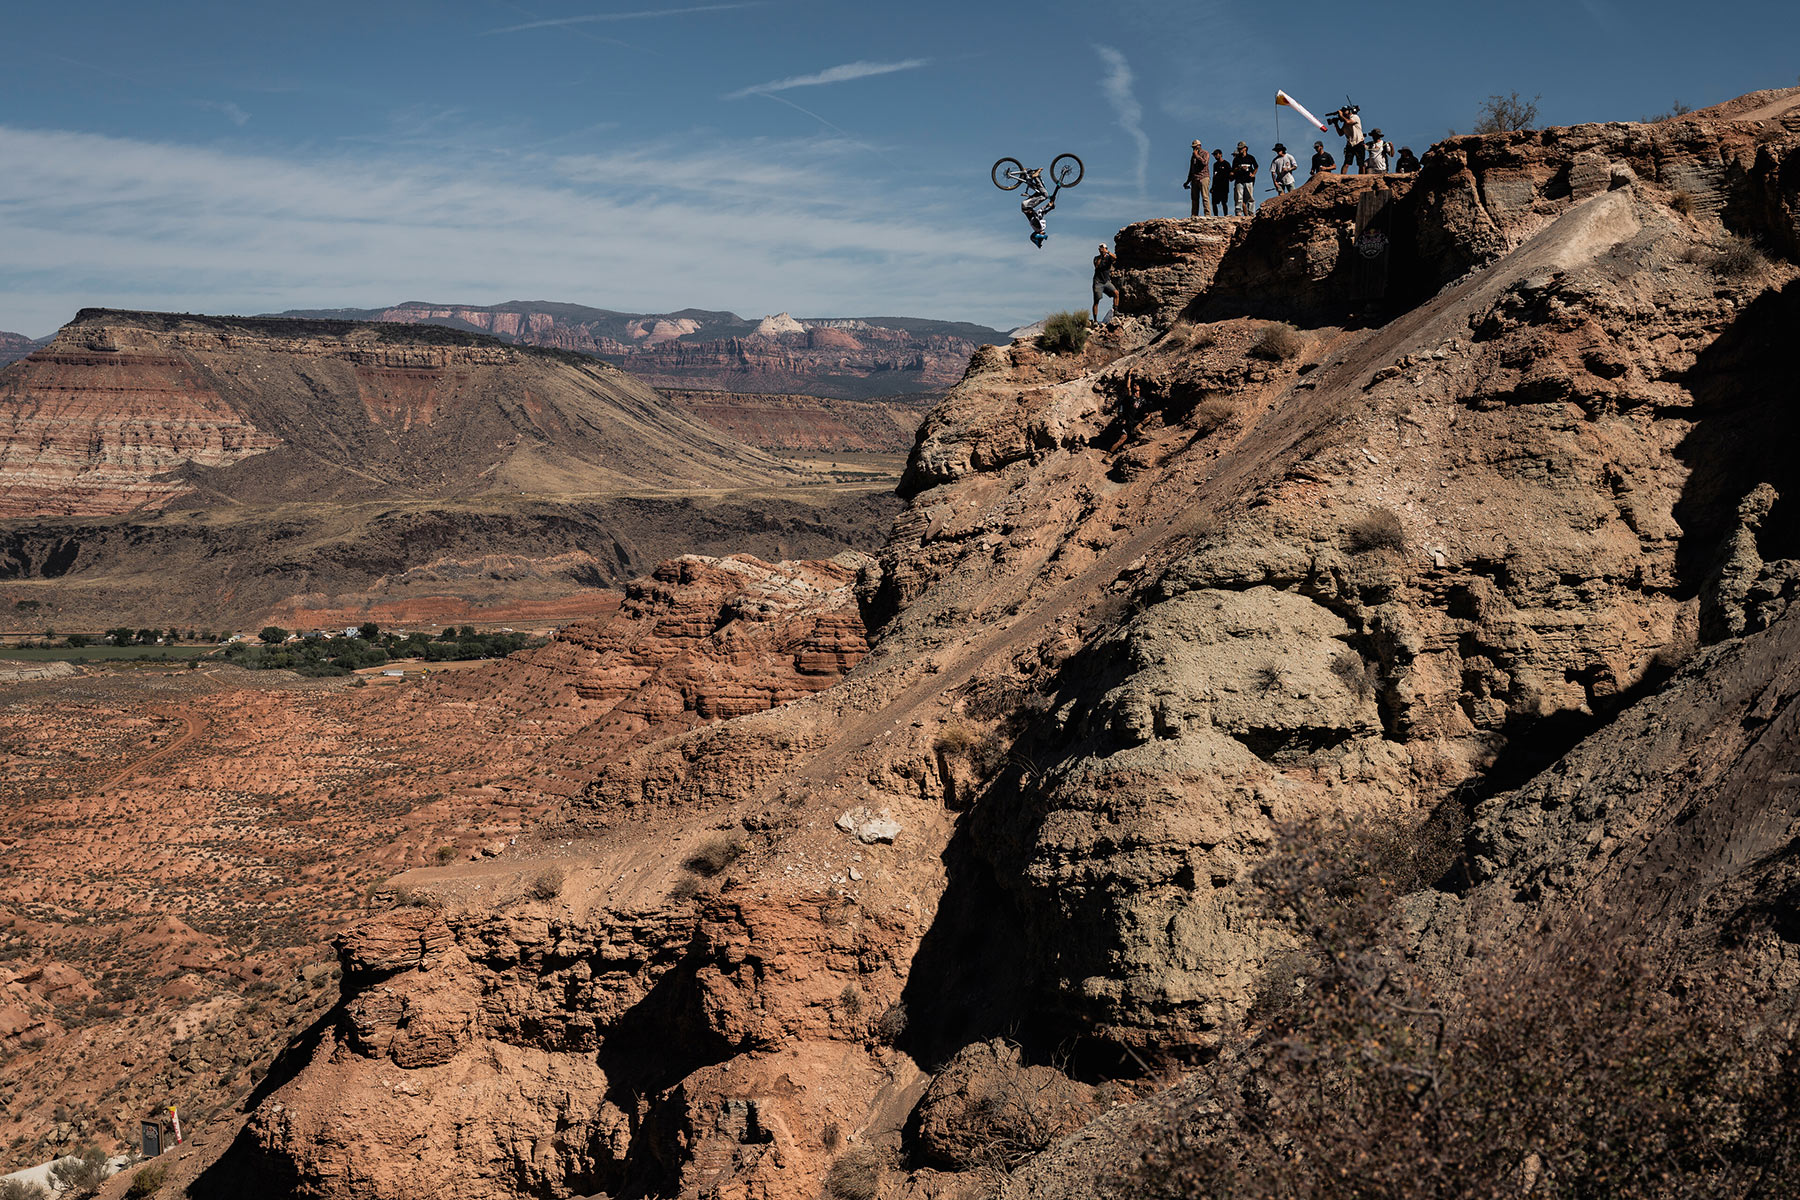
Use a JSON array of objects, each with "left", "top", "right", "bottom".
[
  {"left": 1309, "top": 140, "right": 1336, "bottom": 179},
  {"left": 1092, "top": 242, "right": 1119, "bottom": 323},
  {"left": 1328, "top": 104, "right": 1365, "bottom": 173},
  {"left": 1231, "top": 142, "right": 1259, "bottom": 216},
  {"left": 1270, "top": 143, "right": 1298, "bottom": 194},
  {"left": 1395, "top": 146, "right": 1421, "bottom": 173},
  {"left": 1184, "top": 140, "right": 1210, "bottom": 218},
  {"left": 1366, "top": 129, "right": 1390, "bottom": 173},
  {"left": 1210, "top": 148, "right": 1232, "bottom": 216}
]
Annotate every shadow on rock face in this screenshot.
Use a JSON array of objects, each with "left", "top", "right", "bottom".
[
  {"left": 1674, "top": 278, "right": 1800, "bottom": 612},
  {"left": 187, "top": 1009, "right": 335, "bottom": 1199}
]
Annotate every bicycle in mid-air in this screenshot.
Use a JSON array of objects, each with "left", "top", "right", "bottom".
[{"left": 992, "top": 153, "right": 1084, "bottom": 247}]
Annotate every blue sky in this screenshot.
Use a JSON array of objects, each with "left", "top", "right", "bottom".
[{"left": 1, "top": 0, "right": 1794, "bottom": 337}]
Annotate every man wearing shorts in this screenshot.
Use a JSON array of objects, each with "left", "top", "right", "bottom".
[{"left": 1092, "top": 243, "right": 1118, "bottom": 323}]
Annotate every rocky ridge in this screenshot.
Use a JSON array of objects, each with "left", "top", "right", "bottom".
[
  {"left": 109, "top": 90, "right": 1800, "bottom": 1198},
  {"left": 266, "top": 302, "right": 1007, "bottom": 401}
]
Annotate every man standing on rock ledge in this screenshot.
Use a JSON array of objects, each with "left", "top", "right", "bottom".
[
  {"left": 1092, "top": 243, "right": 1119, "bottom": 323},
  {"left": 1232, "top": 142, "right": 1259, "bottom": 216},
  {"left": 1211, "top": 148, "right": 1232, "bottom": 215},
  {"left": 1185, "top": 140, "right": 1210, "bottom": 217},
  {"left": 1271, "top": 143, "right": 1298, "bottom": 194}
]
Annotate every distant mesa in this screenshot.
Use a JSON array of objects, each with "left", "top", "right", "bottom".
[
  {"left": 0, "top": 329, "right": 45, "bottom": 369},
  {"left": 262, "top": 300, "right": 1009, "bottom": 400}
]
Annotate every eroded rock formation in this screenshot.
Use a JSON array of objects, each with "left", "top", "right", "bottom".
[{"left": 118, "top": 89, "right": 1800, "bottom": 1199}]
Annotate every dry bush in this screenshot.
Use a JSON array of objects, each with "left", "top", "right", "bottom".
[
  {"left": 874, "top": 1001, "right": 908, "bottom": 1044},
  {"left": 1121, "top": 818, "right": 1800, "bottom": 1200},
  {"left": 1472, "top": 90, "right": 1540, "bottom": 133},
  {"left": 1037, "top": 310, "right": 1091, "bottom": 355},
  {"left": 1330, "top": 649, "right": 1376, "bottom": 698},
  {"left": 1713, "top": 234, "right": 1766, "bottom": 277},
  {"left": 389, "top": 884, "right": 443, "bottom": 909},
  {"left": 1249, "top": 321, "right": 1305, "bottom": 362},
  {"left": 838, "top": 983, "right": 863, "bottom": 1017},
  {"left": 667, "top": 874, "right": 705, "bottom": 902},
  {"left": 823, "top": 1146, "right": 882, "bottom": 1200},
  {"left": 1, "top": 1179, "right": 47, "bottom": 1200},
  {"left": 433, "top": 844, "right": 457, "bottom": 865},
  {"left": 1346, "top": 509, "right": 1406, "bottom": 554},
  {"left": 529, "top": 868, "right": 564, "bottom": 900},
  {"left": 1252, "top": 661, "right": 1284, "bottom": 693},
  {"left": 1184, "top": 396, "right": 1236, "bottom": 434},
  {"left": 682, "top": 833, "right": 746, "bottom": 878},
  {"left": 49, "top": 1148, "right": 109, "bottom": 1199},
  {"left": 934, "top": 722, "right": 1009, "bottom": 779},
  {"left": 1669, "top": 188, "right": 1697, "bottom": 216},
  {"left": 822, "top": 1121, "right": 843, "bottom": 1152}
]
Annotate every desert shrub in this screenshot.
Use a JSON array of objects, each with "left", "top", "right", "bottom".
[
  {"left": 1345, "top": 509, "right": 1406, "bottom": 554},
  {"left": 823, "top": 1146, "right": 882, "bottom": 1200},
  {"left": 874, "top": 1001, "right": 908, "bottom": 1044},
  {"left": 933, "top": 722, "right": 1009, "bottom": 780},
  {"left": 1184, "top": 396, "right": 1237, "bottom": 434},
  {"left": 1248, "top": 321, "right": 1305, "bottom": 362},
  {"left": 529, "top": 868, "right": 564, "bottom": 900},
  {"left": 681, "top": 834, "right": 745, "bottom": 878},
  {"left": 389, "top": 884, "right": 442, "bottom": 909},
  {"left": 125, "top": 1162, "right": 168, "bottom": 1198},
  {"left": 1669, "top": 188, "right": 1697, "bottom": 216},
  {"left": 838, "top": 983, "right": 863, "bottom": 1017},
  {"left": 0, "top": 1179, "right": 48, "bottom": 1200},
  {"left": 1122, "top": 819, "right": 1800, "bottom": 1200},
  {"left": 1472, "top": 90, "right": 1540, "bottom": 134},
  {"left": 433, "top": 844, "right": 456, "bottom": 866},
  {"left": 822, "top": 1121, "right": 843, "bottom": 1152},
  {"left": 1330, "top": 649, "right": 1376, "bottom": 698},
  {"left": 1713, "top": 234, "right": 1766, "bottom": 277},
  {"left": 49, "top": 1147, "right": 109, "bottom": 1198},
  {"left": 1252, "top": 661, "right": 1284, "bottom": 693},
  {"left": 668, "top": 875, "right": 705, "bottom": 902},
  {"left": 1037, "top": 310, "right": 1091, "bottom": 355}
]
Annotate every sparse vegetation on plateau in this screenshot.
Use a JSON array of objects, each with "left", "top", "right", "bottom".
[
  {"left": 529, "top": 868, "right": 564, "bottom": 900},
  {"left": 124, "top": 1162, "right": 168, "bottom": 1198},
  {"left": 1038, "top": 311, "right": 1091, "bottom": 355},
  {"left": 48, "top": 1147, "right": 109, "bottom": 1198},
  {"left": 1184, "top": 396, "right": 1237, "bottom": 434}
]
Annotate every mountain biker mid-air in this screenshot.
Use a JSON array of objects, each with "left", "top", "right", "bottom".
[{"left": 991, "top": 154, "right": 1085, "bottom": 248}]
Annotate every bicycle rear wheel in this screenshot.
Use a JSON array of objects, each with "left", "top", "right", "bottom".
[
  {"left": 991, "top": 157, "right": 1025, "bottom": 191},
  {"left": 1050, "top": 153, "right": 1084, "bottom": 188}
]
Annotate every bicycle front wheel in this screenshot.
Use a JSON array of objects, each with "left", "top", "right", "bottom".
[
  {"left": 1050, "top": 154, "right": 1084, "bottom": 188},
  {"left": 991, "top": 157, "right": 1025, "bottom": 191}
]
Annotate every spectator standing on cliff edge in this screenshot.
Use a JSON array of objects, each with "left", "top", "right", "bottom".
[
  {"left": 1310, "top": 140, "right": 1336, "bottom": 179},
  {"left": 1092, "top": 243, "right": 1119, "bottom": 324},
  {"left": 1184, "top": 140, "right": 1210, "bottom": 217},
  {"left": 1211, "top": 149, "right": 1232, "bottom": 216},
  {"left": 1271, "top": 143, "right": 1298, "bottom": 194},
  {"left": 1366, "top": 129, "right": 1390, "bottom": 173},
  {"left": 1395, "top": 146, "right": 1421, "bottom": 173},
  {"left": 1232, "top": 142, "right": 1259, "bottom": 216},
  {"left": 1329, "top": 104, "right": 1365, "bottom": 173}
]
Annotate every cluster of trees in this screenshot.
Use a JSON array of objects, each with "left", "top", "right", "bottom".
[
  {"left": 104, "top": 627, "right": 219, "bottom": 647},
  {"left": 223, "top": 625, "right": 536, "bottom": 677}
]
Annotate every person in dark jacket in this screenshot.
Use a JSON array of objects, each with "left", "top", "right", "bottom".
[
  {"left": 1184, "top": 140, "right": 1210, "bottom": 217},
  {"left": 1310, "top": 140, "right": 1336, "bottom": 179},
  {"left": 1395, "top": 146, "right": 1421, "bottom": 173},
  {"left": 1231, "top": 142, "right": 1259, "bottom": 216},
  {"left": 1210, "top": 149, "right": 1232, "bottom": 216}
]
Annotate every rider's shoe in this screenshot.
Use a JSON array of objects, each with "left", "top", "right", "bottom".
[{"left": 1030, "top": 232, "right": 1047, "bottom": 247}]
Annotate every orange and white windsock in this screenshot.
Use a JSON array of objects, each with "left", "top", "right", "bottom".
[{"left": 1276, "top": 90, "right": 1328, "bottom": 133}]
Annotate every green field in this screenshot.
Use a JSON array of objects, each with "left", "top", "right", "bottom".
[{"left": 0, "top": 645, "right": 220, "bottom": 663}]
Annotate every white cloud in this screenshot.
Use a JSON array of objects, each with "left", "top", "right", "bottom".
[
  {"left": 196, "top": 100, "right": 250, "bottom": 127},
  {"left": 724, "top": 59, "right": 929, "bottom": 100},
  {"left": 0, "top": 123, "right": 1069, "bottom": 337},
  {"left": 488, "top": 4, "right": 760, "bottom": 34},
  {"left": 1094, "top": 45, "right": 1149, "bottom": 199}
]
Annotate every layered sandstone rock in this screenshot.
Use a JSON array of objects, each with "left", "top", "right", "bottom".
[
  {"left": 0, "top": 311, "right": 800, "bottom": 521},
  {"left": 184, "top": 91, "right": 1800, "bottom": 1200},
  {"left": 0, "top": 330, "right": 41, "bottom": 369}
]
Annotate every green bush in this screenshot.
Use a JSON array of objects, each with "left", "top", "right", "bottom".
[
  {"left": 0, "top": 1177, "right": 49, "bottom": 1200},
  {"left": 258, "top": 625, "right": 288, "bottom": 644},
  {"left": 49, "top": 1147, "right": 109, "bottom": 1198},
  {"left": 1037, "top": 310, "right": 1091, "bottom": 355}
]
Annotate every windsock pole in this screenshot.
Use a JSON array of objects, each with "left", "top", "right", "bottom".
[{"left": 1276, "top": 90, "right": 1328, "bottom": 133}]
